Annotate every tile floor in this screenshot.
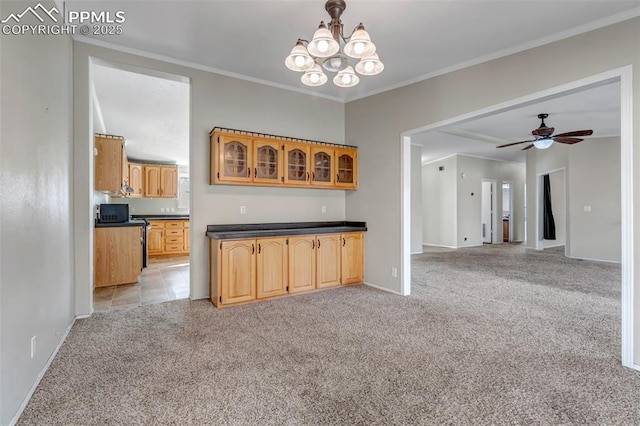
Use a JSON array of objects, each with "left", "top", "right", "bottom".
[{"left": 93, "top": 256, "right": 189, "bottom": 312}]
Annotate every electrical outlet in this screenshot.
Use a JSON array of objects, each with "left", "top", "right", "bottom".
[
  {"left": 321, "top": 205, "right": 327, "bottom": 214},
  {"left": 240, "top": 206, "right": 247, "bottom": 215},
  {"left": 131, "top": 207, "right": 136, "bottom": 213},
  {"left": 160, "top": 207, "right": 165, "bottom": 213},
  {"left": 391, "top": 267, "right": 398, "bottom": 278},
  {"left": 31, "top": 336, "right": 36, "bottom": 359},
  {"left": 584, "top": 205, "right": 592, "bottom": 213},
  {"left": 170, "top": 207, "right": 175, "bottom": 212}
]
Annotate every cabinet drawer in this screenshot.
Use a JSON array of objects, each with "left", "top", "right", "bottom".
[
  {"left": 164, "top": 221, "right": 184, "bottom": 229},
  {"left": 165, "top": 244, "right": 184, "bottom": 252},
  {"left": 165, "top": 229, "right": 182, "bottom": 237},
  {"left": 150, "top": 221, "right": 164, "bottom": 229},
  {"left": 184, "top": 221, "right": 190, "bottom": 228},
  {"left": 165, "top": 236, "right": 184, "bottom": 244}
]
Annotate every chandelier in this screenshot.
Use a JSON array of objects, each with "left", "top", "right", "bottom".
[{"left": 285, "top": 0, "right": 383, "bottom": 88}]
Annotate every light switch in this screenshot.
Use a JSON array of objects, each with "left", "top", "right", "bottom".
[
  {"left": 321, "top": 205, "right": 327, "bottom": 214},
  {"left": 240, "top": 206, "right": 247, "bottom": 215},
  {"left": 584, "top": 205, "right": 592, "bottom": 213}
]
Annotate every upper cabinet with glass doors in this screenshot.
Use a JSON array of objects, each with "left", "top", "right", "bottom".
[{"left": 210, "top": 128, "right": 357, "bottom": 190}]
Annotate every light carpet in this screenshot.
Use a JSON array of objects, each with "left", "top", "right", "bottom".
[{"left": 18, "top": 244, "right": 640, "bottom": 425}]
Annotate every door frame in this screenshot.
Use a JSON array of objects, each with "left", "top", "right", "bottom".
[
  {"left": 481, "top": 179, "right": 497, "bottom": 244},
  {"left": 399, "top": 66, "right": 634, "bottom": 369},
  {"left": 502, "top": 180, "right": 514, "bottom": 243}
]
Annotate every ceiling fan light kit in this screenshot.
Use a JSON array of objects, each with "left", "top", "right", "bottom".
[
  {"left": 496, "top": 113, "right": 593, "bottom": 151},
  {"left": 285, "top": 0, "right": 383, "bottom": 87}
]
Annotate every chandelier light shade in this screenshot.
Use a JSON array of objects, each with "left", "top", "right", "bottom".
[
  {"left": 333, "top": 66, "right": 359, "bottom": 88},
  {"left": 285, "top": 40, "right": 315, "bottom": 72},
  {"left": 285, "top": 0, "right": 383, "bottom": 88},
  {"left": 343, "top": 24, "right": 376, "bottom": 58},
  {"left": 355, "top": 52, "right": 384, "bottom": 76},
  {"left": 301, "top": 64, "right": 328, "bottom": 86},
  {"left": 307, "top": 22, "right": 340, "bottom": 58}
]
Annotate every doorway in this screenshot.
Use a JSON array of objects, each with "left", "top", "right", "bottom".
[
  {"left": 536, "top": 169, "right": 566, "bottom": 252},
  {"left": 399, "top": 67, "right": 634, "bottom": 368},
  {"left": 481, "top": 180, "right": 497, "bottom": 244},
  {"left": 89, "top": 59, "right": 191, "bottom": 311},
  {"left": 502, "top": 181, "right": 513, "bottom": 242}
]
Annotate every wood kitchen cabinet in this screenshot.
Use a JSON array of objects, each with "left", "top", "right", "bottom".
[
  {"left": 341, "top": 233, "right": 365, "bottom": 285},
  {"left": 220, "top": 239, "right": 256, "bottom": 305},
  {"left": 95, "top": 134, "right": 126, "bottom": 192},
  {"left": 148, "top": 220, "right": 189, "bottom": 256},
  {"left": 256, "top": 238, "right": 288, "bottom": 299},
  {"left": 334, "top": 147, "right": 358, "bottom": 189},
  {"left": 311, "top": 146, "right": 334, "bottom": 187},
  {"left": 94, "top": 226, "right": 142, "bottom": 287},
  {"left": 288, "top": 236, "right": 316, "bottom": 294},
  {"left": 128, "top": 162, "right": 143, "bottom": 197},
  {"left": 316, "top": 234, "right": 341, "bottom": 288},
  {"left": 210, "top": 128, "right": 358, "bottom": 190},
  {"left": 145, "top": 165, "right": 177, "bottom": 198}
]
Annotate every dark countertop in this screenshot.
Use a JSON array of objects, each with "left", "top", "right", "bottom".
[
  {"left": 206, "top": 221, "right": 367, "bottom": 240},
  {"left": 131, "top": 214, "right": 190, "bottom": 220},
  {"left": 95, "top": 219, "right": 147, "bottom": 228}
]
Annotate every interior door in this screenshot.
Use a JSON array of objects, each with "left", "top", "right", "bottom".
[{"left": 481, "top": 181, "right": 493, "bottom": 243}]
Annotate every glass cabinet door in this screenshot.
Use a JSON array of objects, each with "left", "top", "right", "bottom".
[
  {"left": 334, "top": 147, "right": 358, "bottom": 189},
  {"left": 216, "top": 134, "right": 253, "bottom": 183},
  {"left": 253, "top": 141, "right": 282, "bottom": 184},
  {"left": 284, "top": 143, "right": 310, "bottom": 185},
  {"left": 311, "top": 147, "right": 334, "bottom": 187}
]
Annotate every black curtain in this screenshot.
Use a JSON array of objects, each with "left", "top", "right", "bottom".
[{"left": 543, "top": 174, "right": 556, "bottom": 240}]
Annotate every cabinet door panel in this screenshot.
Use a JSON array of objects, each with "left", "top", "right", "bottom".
[
  {"left": 257, "top": 238, "right": 288, "bottom": 299},
  {"left": 284, "top": 143, "right": 311, "bottom": 186},
  {"left": 311, "top": 147, "right": 334, "bottom": 187},
  {"left": 148, "top": 228, "right": 164, "bottom": 255},
  {"left": 95, "top": 227, "right": 142, "bottom": 287},
  {"left": 334, "top": 148, "right": 358, "bottom": 189},
  {"left": 161, "top": 166, "right": 177, "bottom": 198},
  {"left": 316, "top": 234, "right": 341, "bottom": 288},
  {"left": 221, "top": 240, "right": 256, "bottom": 304},
  {"left": 341, "top": 233, "right": 364, "bottom": 285},
  {"left": 253, "top": 140, "right": 283, "bottom": 184},
  {"left": 144, "top": 166, "right": 161, "bottom": 197},
  {"left": 288, "top": 236, "right": 315, "bottom": 293},
  {"left": 216, "top": 134, "right": 253, "bottom": 183},
  {"left": 128, "top": 163, "right": 143, "bottom": 197},
  {"left": 95, "top": 136, "right": 124, "bottom": 191}
]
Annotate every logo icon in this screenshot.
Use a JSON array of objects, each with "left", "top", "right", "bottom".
[{"left": 1, "top": 3, "right": 59, "bottom": 24}]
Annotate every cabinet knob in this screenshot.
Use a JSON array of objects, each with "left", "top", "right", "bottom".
[
  {"left": 343, "top": 237, "right": 346, "bottom": 247},
  {"left": 252, "top": 243, "right": 255, "bottom": 254},
  {"left": 317, "top": 239, "right": 320, "bottom": 249},
  {"left": 248, "top": 167, "right": 251, "bottom": 177},
  {"left": 306, "top": 172, "right": 310, "bottom": 181},
  {"left": 258, "top": 243, "right": 261, "bottom": 254},
  {"left": 312, "top": 240, "right": 315, "bottom": 249},
  {"left": 336, "top": 174, "right": 340, "bottom": 182}
]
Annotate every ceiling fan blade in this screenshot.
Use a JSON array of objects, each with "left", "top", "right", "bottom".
[
  {"left": 522, "top": 144, "right": 535, "bottom": 150},
  {"left": 554, "top": 137, "right": 583, "bottom": 144},
  {"left": 496, "top": 140, "right": 534, "bottom": 148},
  {"left": 553, "top": 129, "right": 593, "bottom": 138}
]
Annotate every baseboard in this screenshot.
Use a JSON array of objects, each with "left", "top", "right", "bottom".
[
  {"left": 411, "top": 251, "right": 423, "bottom": 255},
  {"left": 9, "top": 316, "right": 77, "bottom": 426},
  {"left": 364, "top": 281, "right": 403, "bottom": 295},
  {"left": 565, "top": 255, "right": 621, "bottom": 264},
  {"left": 423, "top": 243, "right": 458, "bottom": 249},
  {"left": 76, "top": 313, "right": 91, "bottom": 319},
  {"left": 542, "top": 243, "right": 565, "bottom": 249},
  {"left": 634, "top": 364, "right": 640, "bottom": 372}
]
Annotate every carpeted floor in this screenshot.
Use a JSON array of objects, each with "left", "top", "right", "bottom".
[{"left": 18, "top": 244, "right": 640, "bottom": 425}]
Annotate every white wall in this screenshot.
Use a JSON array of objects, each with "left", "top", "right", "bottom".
[
  {"left": 73, "top": 41, "right": 346, "bottom": 310},
  {"left": 410, "top": 145, "right": 423, "bottom": 253},
  {"left": 110, "top": 197, "right": 188, "bottom": 215},
  {"left": 568, "top": 138, "right": 621, "bottom": 262},
  {"left": 0, "top": 2, "right": 74, "bottom": 423},
  {"left": 422, "top": 156, "right": 458, "bottom": 247},
  {"left": 344, "top": 18, "right": 639, "bottom": 363}
]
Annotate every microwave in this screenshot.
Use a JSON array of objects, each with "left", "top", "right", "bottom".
[{"left": 98, "top": 204, "right": 129, "bottom": 223}]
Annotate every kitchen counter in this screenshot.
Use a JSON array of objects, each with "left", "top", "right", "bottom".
[
  {"left": 132, "top": 214, "right": 190, "bottom": 220},
  {"left": 95, "top": 219, "right": 147, "bottom": 228},
  {"left": 206, "top": 221, "right": 367, "bottom": 240}
]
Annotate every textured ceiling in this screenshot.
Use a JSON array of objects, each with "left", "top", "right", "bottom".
[
  {"left": 68, "top": 0, "right": 640, "bottom": 102},
  {"left": 412, "top": 81, "right": 621, "bottom": 164}
]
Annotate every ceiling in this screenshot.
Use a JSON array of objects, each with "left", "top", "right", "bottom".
[
  {"left": 92, "top": 64, "right": 190, "bottom": 166},
  {"left": 86, "top": 1, "right": 633, "bottom": 166},
  {"left": 68, "top": 0, "right": 640, "bottom": 102},
  {"left": 412, "top": 81, "right": 621, "bottom": 164}
]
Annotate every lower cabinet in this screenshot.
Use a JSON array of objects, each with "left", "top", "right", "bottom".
[
  {"left": 210, "top": 232, "right": 365, "bottom": 307},
  {"left": 95, "top": 226, "right": 143, "bottom": 287},
  {"left": 148, "top": 219, "right": 190, "bottom": 256}
]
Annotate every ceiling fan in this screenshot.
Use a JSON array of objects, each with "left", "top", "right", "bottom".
[{"left": 496, "top": 113, "right": 593, "bottom": 150}]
